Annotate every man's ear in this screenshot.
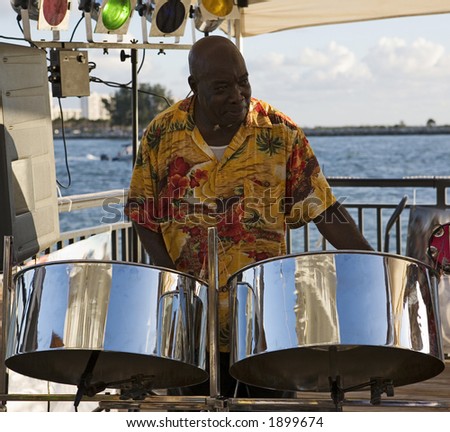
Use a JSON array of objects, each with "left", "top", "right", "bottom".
[{"left": 188, "top": 75, "right": 197, "bottom": 94}]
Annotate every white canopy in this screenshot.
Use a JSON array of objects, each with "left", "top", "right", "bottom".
[{"left": 236, "top": 0, "right": 450, "bottom": 37}]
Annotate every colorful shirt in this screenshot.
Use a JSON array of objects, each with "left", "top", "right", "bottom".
[{"left": 126, "top": 96, "right": 336, "bottom": 351}]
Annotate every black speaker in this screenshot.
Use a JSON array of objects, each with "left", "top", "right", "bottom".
[{"left": 0, "top": 43, "right": 60, "bottom": 270}]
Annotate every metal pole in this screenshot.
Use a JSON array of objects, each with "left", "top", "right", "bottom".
[
  {"left": 207, "top": 227, "right": 220, "bottom": 398},
  {"left": 131, "top": 46, "right": 139, "bottom": 165},
  {"left": 1, "top": 236, "right": 13, "bottom": 408},
  {"left": 130, "top": 46, "right": 139, "bottom": 262}
]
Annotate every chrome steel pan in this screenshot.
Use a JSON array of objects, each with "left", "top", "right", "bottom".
[
  {"left": 229, "top": 251, "right": 444, "bottom": 392},
  {"left": 6, "top": 261, "right": 208, "bottom": 389}
]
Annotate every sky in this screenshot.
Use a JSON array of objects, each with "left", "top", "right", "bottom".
[{"left": 1, "top": 3, "right": 450, "bottom": 127}]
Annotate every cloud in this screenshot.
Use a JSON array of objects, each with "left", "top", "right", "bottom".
[
  {"left": 249, "top": 40, "right": 372, "bottom": 91},
  {"left": 245, "top": 36, "right": 450, "bottom": 126},
  {"left": 365, "top": 37, "right": 449, "bottom": 79},
  {"left": 300, "top": 41, "right": 372, "bottom": 84},
  {"left": 249, "top": 36, "right": 450, "bottom": 89}
]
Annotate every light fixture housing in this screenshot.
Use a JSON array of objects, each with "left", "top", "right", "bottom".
[
  {"left": 193, "top": 6, "right": 221, "bottom": 34},
  {"left": 149, "top": 0, "right": 191, "bottom": 38},
  {"left": 38, "top": 0, "right": 72, "bottom": 31},
  {"left": 201, "top": 0, "right": 233, "bottom": 18},
  {"left": 10, "top": 0, "right": 39, "bottom": 20},
  {"left": 194, "top": 0, "right": 239, "bottom": 34},
  {"left": 199, "top": 0, "right": 238, "bottom": 20},
  {"left": 94, "top": 0, "right": 137, "bottom": 35}
]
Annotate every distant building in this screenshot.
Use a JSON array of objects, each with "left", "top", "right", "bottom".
[
  {"left": 51, "top": 105, "right": 82, "bottom": 120},
  {"left": 80, "top": 92, "right": 111, "bottom": 121}
]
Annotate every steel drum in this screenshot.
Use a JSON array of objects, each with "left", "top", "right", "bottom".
[
  {"left": 229, "top": 251, "right": 445, "bottom": 392},
  {"left": 6, "top": 260, "right": 208, "bottom": 391}
]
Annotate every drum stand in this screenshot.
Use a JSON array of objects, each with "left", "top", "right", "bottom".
[
  {"left": 1, "top": 236, "right": 13, "bottom": 412},
  {"left": 207, "top": 227, "right": 220, "bottom": 399},
  {"left": 329, "top": 376, "right": 394, "bottom": 407}
]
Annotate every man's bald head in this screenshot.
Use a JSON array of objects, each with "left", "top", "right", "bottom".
[
  {"left": 188, "top": 36, "right": 245, "bottom": 80},
  {"left": 187, "top": 36, "right": 251, "bottom": 131}
]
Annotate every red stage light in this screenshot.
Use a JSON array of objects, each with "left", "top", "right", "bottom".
[
  {"left": 38, "top": 0, "right": 71, "bottom": 30},
  {"left": 42, "top": 0, "right": 69, "bottom": 26}
]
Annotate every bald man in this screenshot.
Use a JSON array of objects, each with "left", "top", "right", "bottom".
[{"left": 126, "top": 36, "right": 372, "bottom": 398}]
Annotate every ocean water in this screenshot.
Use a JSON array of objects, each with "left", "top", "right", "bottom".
[
  {"left": 311, "top": 134, "right": 450, "bottom": 206},
  {"left": 54, "top": 134, "right": 450, "bottom": 249}
]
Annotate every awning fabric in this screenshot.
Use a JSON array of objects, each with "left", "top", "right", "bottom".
[{"left": 234, "top": 0, "right": 450, "bottom": 37}]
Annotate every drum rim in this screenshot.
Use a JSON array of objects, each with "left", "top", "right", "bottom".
[
  {"left": 227, "top": 249, "right": 438, "bottom": 284},
  {"left": 14, "top": 259, "right": 208, "bottom": 285}
]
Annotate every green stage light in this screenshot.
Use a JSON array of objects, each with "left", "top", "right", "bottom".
[
  {"left": 102, "top": 0, "right": 132, "bottom": 30},
  {"left": 94, "top": 0, "right": 137, "bottom": 35}
]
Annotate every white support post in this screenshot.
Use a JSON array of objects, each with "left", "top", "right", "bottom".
[
  {"left": 207, "top": 227, "right": 220, "bottom": 398},
  {"left": 1, "top": 236, "right": 14, "bottom": 409}
]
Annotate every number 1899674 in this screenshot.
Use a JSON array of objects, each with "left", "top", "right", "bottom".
[{"left": 268, "top": 417, "right": 323, "bottom": 428}]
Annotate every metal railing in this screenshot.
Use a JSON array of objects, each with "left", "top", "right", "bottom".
[{"left": 49, "top": 176, "right": 450, "bottom": 263}]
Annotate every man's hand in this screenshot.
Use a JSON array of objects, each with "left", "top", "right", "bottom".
[
  {"left": 133, "top": 222, "right": 176, "bottom": 269},
  {"left": 313, "top": 202, "right": 374, "bottom": 251}
]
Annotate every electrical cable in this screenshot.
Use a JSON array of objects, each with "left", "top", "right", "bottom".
[
  {"left": 90, "top": 75, "right": 172, "bottom": 107},
  {"left": 55, "top": 97, "right": 73, "bottom": 189},
  {"left": 0, "top": 34, "right": 27, "bottom": 42},
  {"left": 124, "top": 49, "right": 146, "bottom": 86},
  {"left": 15, "top": 13, "right": 39, "bottom": 49},
  {"left": 69, "top": 14, "right": 85, "bottom": 42}
]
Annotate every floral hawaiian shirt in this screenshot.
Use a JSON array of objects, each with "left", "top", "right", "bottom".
[{"left": 126, "top": 96, "right": 336, "bottom": 351}]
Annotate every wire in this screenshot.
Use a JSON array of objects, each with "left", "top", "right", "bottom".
[
  {"left": 70, "top": 14, "right": 85, "bottom": 43},
  {"left": 139, "top": 87, "right": 172, "bottom": 107},
  {"left": 90, "top": 75, "right": 172, "bottom": 107},
  {"left": 16, "top": 14, "right": 24, "bottom": 32},
  {"left": 124, "top": 49, "right": 147, "bottom": 86},
  {"left": 137, "top": 49, "right": 146, "bottom": 75},
  {"left": 0, "top": 35, "right": 27, "bottom": 42},
  {"left": 15, "top": 13, "right": 40, "bottom": 49},
  {"left": 55, "top": 98, "right": 72, "bottom": 189}
]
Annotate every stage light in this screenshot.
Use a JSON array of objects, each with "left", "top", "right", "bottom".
[
  {"left": 10, "top": 0, "right": 70, "bottom": 40},
  {"left": 201, "top": 0, "right": 233, "bottom": 18},
  {"left": 94, "top": 0, "right": 137, "bottom": 35},
  {"left": 10, "top": 0, "right": 39, "bottom": 21},
  {"left": 193, "top": 6, "right": 222, "bottom": 34},
  {"left": 149, "top": 0, "right": 191, "bottom": 38},
  {"left": 78, "top": 0, "right": 99, "bottom": 14},
  {"left": 38, "top": 0, "right": 72, "bottom": 31},
  {"left": 194, "top": 0, "right": 239, "bottom": 35},
  {"left": 135, "top": 0, "right": 153, "bottom": 43},
  {"left": 135, "top": 0, "right": 153, "bottom": 21}
]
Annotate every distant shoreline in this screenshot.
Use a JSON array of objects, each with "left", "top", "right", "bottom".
[
  {"left": 303, "top": 125, "right": 450, "bottom": 136},
  {"left": 54, "top": 125, "right": 450, "bottom": 139}
]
